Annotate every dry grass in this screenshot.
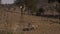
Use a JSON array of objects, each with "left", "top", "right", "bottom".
[{"left": 0, "top": 6, "right": 60, "bottom": 34}]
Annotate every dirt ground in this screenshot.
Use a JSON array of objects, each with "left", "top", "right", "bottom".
[{"left": 0, "top": 6, "right": 60, "bottom": 34}]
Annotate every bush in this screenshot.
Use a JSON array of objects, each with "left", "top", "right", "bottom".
[
  {"left": 48, "top": 0, "right": 55, "bottom": 3},
  {"left": 36, "top": 8, "right": 45, "bottom": 16}
]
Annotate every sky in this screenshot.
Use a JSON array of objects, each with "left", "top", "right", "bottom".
[{"left": 1, "top": 0, "right": 16, "bottom": 4}]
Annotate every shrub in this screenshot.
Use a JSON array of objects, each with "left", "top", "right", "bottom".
[{"left": 36, "top": 8, "right": 45, "bottom": 16}]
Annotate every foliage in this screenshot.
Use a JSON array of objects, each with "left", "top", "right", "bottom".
[
  {"left": 38, "top": 8, "right": 44, "bottom": 12},
  {"left": 48, "top": 0, "right": 55, "bottom": 3},
  {"left": 48, "top": 0, "right": 60, "bottom": 3},
  {"left": 57, "top": 0, "right": 60, "bottom": 3},
  {"left": 14, "top": 0, "right": 24, "bottom": 5},
  {"left": 56, "top": 6, "right": 60, "bottom": 13},
  {"left": 36, "top": 8, "right": 45, "bottom": 16},
  {"left": 23, "top": 0, "right": 39, "bottom": 12},
  {"left": 14, "top": 0, "right": 39, "bottom": 13}
]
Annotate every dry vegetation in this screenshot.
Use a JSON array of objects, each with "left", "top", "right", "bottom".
[{"left": 0, "top": 5, "right": 60, "bottom": 34}]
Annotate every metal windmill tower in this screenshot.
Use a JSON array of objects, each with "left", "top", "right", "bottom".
[{"left": 19, "top": 0, "right": 35, "bottom": 31}]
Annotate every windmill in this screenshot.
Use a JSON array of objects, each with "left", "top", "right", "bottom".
[{"left": 19, "top": 1, "right": 35, "bottom": 31}]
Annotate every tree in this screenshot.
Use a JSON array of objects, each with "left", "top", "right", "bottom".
[
  {"left": 48, "top": 0, "right": 56, "bottom": 3},
  {"left": 36, "top": 8, "right": 45, "bottom": 16},
  {"left": 48, "top": 0, "right": 60, "bottom": 3},
  {"left": 14, "top": 0, "right": 24, "bottom": 6},
  {"left": 23, "top": 0, "right": 39, "bottom": 14},
  {"left": 57, "top": 0, "right": 60, "bottom": 3}
]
